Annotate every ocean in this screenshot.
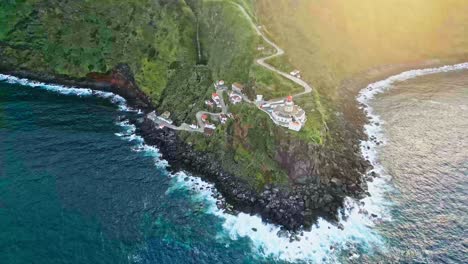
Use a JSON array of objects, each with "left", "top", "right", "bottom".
[{"left": 1, "top": 63, "right": 467, "bottom": 263}]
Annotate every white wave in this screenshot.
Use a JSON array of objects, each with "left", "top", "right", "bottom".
[
  {"left": 357, "top": 63, "right": 468, "bottom": 105},
  {"left": 0, "top": 73, "right": 134, "bottom": 112},
  {"left": 356, "top": 62, "right": 468, "bottom": 219},
  {"left": 350, "top": 62, "right": 468, "bottom": 260},
  {"left": 164, "top": 62, "right": 468, "bottom": 263},
  {"left": 168, "top": 171, "right": 385, "bottom": 263},
  {"left": 114, "top": 119, "right": 169, "bottom": 169}
]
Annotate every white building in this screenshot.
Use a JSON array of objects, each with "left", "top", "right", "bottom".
[
  {"left": 219, "top": 114, "right": 228, "bottom": 124},
  {"left": 229, "top": 93, "right": 242, "bottom": 104},
  {"left": 212, "top": 92, "right": 220, "bottom": 101},
  {"left": 212, "top": 92, "right": 221, "bottom": 107},
  {"left": 270, "top": 96, "right": 306, "bottom": 131},
  {"left": 288, "top": 121, "right": 302, "bottom": 131},
  {"left": 256, "top": 94, "right": 263, "bottom": 103},
  {"left": 205, "top": 123, "right": 216, "bottom": 130}
]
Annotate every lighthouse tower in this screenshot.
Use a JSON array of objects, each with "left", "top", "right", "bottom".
[{"left": 284, "top": 95, "right": 294, "bottom": 112}]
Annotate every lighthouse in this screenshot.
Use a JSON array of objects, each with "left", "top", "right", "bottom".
[{"left": 284, "top": 95, "right": 294, "bottom": 112}]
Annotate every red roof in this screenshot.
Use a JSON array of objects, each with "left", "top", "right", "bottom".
[
  {"left": 212, "top": 93, "right": 219, "bottom": 97},
  {"left": 201, "top": 114, "right": 208, "bottom": 120},
  {"left": 287, "top": 95, "right": 293, "bottom": 102}
]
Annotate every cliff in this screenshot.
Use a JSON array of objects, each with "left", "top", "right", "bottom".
[{"left": 7, "top": 0, "right": 459, "bottom": 230}]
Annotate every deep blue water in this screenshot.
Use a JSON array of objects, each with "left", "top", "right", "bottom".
[
  {"left": 1, "top": 69, "right": 467, "bottom": 263},
  {"left": 0, "top": 81, "right": 264, "bottom": 264}
]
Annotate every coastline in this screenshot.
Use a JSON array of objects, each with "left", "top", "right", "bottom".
[
  {"left": 2, "top": 57, "right": 466, "bottom": 233},
  {"left": 3, "top": 59, "right": 467, "bottom": 262},
  {"left": 340, "top": 58, "right": 468, "bottom": 132},
  {"left": 0, "top": 67, "right": 311, "bottom": 230}
]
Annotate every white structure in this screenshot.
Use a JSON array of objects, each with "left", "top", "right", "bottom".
[
  {"left": 214, "top": 80, "right": 226, "bottom": 89},
  {"left": 290, "top": 70, "right": 301, "bottom": 77},
  {"left": 205, "top": 124, "right": 216, "bottom": 129},
  {"left": 256, "top": 94, "right": 263, "bottom": 103},
  {"left": 212, "top": 93, "right": 221, "bottom": 107},
  {"left": 229, "top": 93, "right": 242, "bottom": 104},
  {"left": 288, "top": 121, "right": 302, "bottom": 131},
  {"left": 270, "top": 96, "right": 306, "bottom": 131},
  {"left": 219, "top": 114, "right": 228, "bottom": 124},
  {"left": 157, "top": 116, "right": 173, "bottom": 125},
  {"left": 212, "top": 92, "right": 220, "bottom": 101}
]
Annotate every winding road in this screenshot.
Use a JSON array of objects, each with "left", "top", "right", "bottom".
[
  {"left": 150, "top": 2, "right": 313, "bottom": 133},
  {"left": 234, "top": 3, "right": 313, "bottom": 98}
]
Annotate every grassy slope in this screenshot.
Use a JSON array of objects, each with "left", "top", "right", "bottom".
[
  {"left": 1, "top": 0, "right": 197, "bottom": 103},
  {"left": 182, "top": 0, "right": 330, "bottom": 188},
  {"left": 256, "top": 0, "right": 468, "bottom": 99},
  {"left": 0, "top": 0, "right": 327, "bottom": 189},
  {"left": 180, "top": 0, "right": 291, "bottom": 188}
]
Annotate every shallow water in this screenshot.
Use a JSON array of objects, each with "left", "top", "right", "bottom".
[
  {"left": 370, "top": 71, "right": 468, "bottom": 263},
  {"left": 1, "top": 65, "right": 467, "bottom": 263}
]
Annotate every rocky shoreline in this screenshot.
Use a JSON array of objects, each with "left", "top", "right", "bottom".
[{"left": 0, "top": 64, "right": 372, "bottom": 231}]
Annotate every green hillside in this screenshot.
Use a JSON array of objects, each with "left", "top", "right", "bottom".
[
  {"left": 256, "top": 0, "right": 468, "bottom": 98},
  {"left": 0, "top": 0, "right": 316, "bottom": 189}
]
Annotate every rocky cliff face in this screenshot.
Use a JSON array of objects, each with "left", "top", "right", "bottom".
[
  {"left": 1, "top": 66, "right": 366, "bottom": 230},
  {"left": 0, "top": 61, "right": 371, "bottom": 230},
  {"left": 137, "top": 115, "right": 370, "bottom": 230}
]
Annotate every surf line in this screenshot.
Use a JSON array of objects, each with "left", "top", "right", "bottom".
[
  {"left": 356, "top": 61, "right": 468, "bottom": 226},
  {"left": 0, "top": 72, "right": 382, "bottom": 262}
]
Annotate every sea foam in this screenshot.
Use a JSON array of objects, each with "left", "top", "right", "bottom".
[
  {"left": 0, "top": 72, "right": 384, "bottom": 263},
  {"left": 356, "top": 62, "right": 468, "bottom": 221},
  {"left": 4, "top": 63, "right": 467, "bottom": 263},
  {"left": 165, "top": 62, "right": 468, "bottom": 263},
  {"left": 0, "top": 74, "right": 135, "bottom": 112}
]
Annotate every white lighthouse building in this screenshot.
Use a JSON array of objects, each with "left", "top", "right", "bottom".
[{"left": 270, "top": 95, "right": 306, "bottom": 131}]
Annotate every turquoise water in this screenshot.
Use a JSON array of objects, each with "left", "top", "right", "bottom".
[
  {"left": 1, "top": 67, "right": 467, "bottom": 263},
  {"left": 0, "top": 81, "right": 263, "bottom": 264}
]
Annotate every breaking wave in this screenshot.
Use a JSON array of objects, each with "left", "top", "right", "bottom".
[
  {"left": 168, "top": 171, "right": 386, "bottom": 263},
  {"left": 8, "top": 63, "right": 467, "bottom": 263},
  {"left": 356, "top": 62, "right": 468, "bottom": 222},
  {"left": 0, "top": 74, "right": 134, "bottom": 112},
  {"left": 1, "top": 72, "right": 386, "bottom": 263},
  {"left": 165, "top": 62, "right": 468, "bottom": 262}
]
